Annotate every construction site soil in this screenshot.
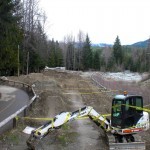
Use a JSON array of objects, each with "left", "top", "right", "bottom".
[{"left": 0, "top": 70, "right": 150, "bottom": 150}]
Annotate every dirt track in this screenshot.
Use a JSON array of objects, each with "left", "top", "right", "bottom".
[{"left": 0, "top": 70, "right": 149, "bottom": 150}]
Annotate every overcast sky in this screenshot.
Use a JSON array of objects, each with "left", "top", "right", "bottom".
[{"left": 39, "top": 0, "right": 150, "bottom": 45}]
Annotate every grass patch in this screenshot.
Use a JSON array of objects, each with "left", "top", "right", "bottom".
[
  {"left": 0, "top": 121, "right": 27, "bottom": 146},
  {"left": 57, "top": 131, "right": 79, "bottom": 146},
  {"left": 0, "top": 130, "right": 20, "bottom": 145},
  {"left": 7, "top": 134, "right": 19, "bottom": 144},
  {"left": 61, "top": 124, "right": 71, "bottom": 131}
]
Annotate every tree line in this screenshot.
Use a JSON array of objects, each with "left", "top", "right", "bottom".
[
  {"left": 104, "top": 36, "right": 150, "bottom": 72},
  {"left": 62, "top": 34, "right": 150, "bottom": 72},
  {"left": 0, "top": 0, "right": 150, "bottom": 76}
]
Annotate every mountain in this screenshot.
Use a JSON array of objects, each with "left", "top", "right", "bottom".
[
  {"left": 92, "top": 39, "right": 149, "bottom": 48},
  {"left": 130, "top": 39, "right": 149, "bottom": 48},
  {"left": 92, "top": 43, "right": 113, "bottom": 47}
]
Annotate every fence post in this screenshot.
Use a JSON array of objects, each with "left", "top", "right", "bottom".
[
  {"left": 13, "top": 117, "right": 17, "bottom": 128},
  {"left": 24, "top": 108, "right": 27, "bottom": 116}
]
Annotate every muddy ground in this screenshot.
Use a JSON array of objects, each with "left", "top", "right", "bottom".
[{"left": 0, "top": 70, "right": 150, "bottom": 150}]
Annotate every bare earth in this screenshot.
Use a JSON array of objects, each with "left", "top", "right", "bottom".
[{"left": 0, "top": 70, "right": 149, "bottom": 150}]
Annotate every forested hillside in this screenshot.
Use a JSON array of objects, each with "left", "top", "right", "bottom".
[
  {"left": 0, "top": 0, "right": 150, "bottom": 76},
  {"left": 131, "top": 39, "right": 150, "bottom": 48}
]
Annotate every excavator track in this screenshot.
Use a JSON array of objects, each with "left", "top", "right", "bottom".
[
  {"left": 109, "top": 142, "right": 145, "bottom": 150},
  {"left": 108, "top": 134, "right": 145, "bottom": 150}
]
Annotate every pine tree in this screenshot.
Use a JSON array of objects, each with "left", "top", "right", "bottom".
[
  {"left": 93, "top": 50, "right": 100, "bottom": 70},
  {"left": 0, "top": 0, "right": 22, "bottom": 75},
  {"left": 113, "top": 36, "right": 123, "bottom": 65},
  {"left": 83, "top": 34, "right": 92, "bottom": 70},
  {"left": 107, "top": 56, "right": 115, "bottom": 71},
  {"left": 55, "top": 41, "right": 63, "bottom": 67},
  {"left": 146, "top": 38, "right": 150, "bottom": 72},
  {"left": 48, "top": 39, "right": 56, "bottom": 67}
]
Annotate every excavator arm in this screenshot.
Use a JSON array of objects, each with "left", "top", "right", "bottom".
[{"left": 26, "top": 106, "right": 111, "bottom": 149}]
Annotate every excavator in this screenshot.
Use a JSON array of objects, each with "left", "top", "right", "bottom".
[{"left": 26, "top": 92, "right": 149, "bottom": 149}]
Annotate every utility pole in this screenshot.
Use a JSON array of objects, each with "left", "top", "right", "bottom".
[
  {"left": 27, "top": 51, "right": 29, "bottom": 75},
  {"left": 147, "top": 53, "right": 150, "bottom": 72},
  {"left": 146, "top": 38, "right": 150, "bottom": 72},
  {"left": 18, "top": 45, "right": 20, "bottom": 76}
]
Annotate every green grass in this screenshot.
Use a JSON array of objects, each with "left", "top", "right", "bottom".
[
  {"left": 57, "top": 124, "right": 79, "bottom": 146},
  {"left": 61, "top": 124, "right": 71, "bottom": 131},
  {"left": 57, "top": 130, "right": 79, "bottom": 147},
  {"left": 0, "top": 130, "right": 20, "bottom": 145},
  {"left": 7, "top": 134, "right": 19, "bottom": 144}
]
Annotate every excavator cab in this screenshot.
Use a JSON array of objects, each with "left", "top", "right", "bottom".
[{"left": 111, "top": 92, "right": 143, "bottom": 129}]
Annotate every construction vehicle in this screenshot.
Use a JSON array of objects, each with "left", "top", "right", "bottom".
[{"left": 26, "top": 92, "right": 149, "bottom": 149}]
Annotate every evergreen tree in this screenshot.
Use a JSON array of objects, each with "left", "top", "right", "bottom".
[
  {"left": 83, "top": 34, "right": 92, "bottom": 70},
  {"left": 48, "top": 39, "right": 56, "bottom": 67},
  {"left": 146, "top": 38, "right": 150, "bottom": 72},
  {"left": 48, "top": 40, "right": 63, "bottom": 67},
  {"left": 29, "top": 50, "right": 45, "bottom": 72},
  {"left": 113, "top": 36, "right": 123, "bottom": 65},
  {"left": 107, "top": 56, "right": 115, "bottom": 71},
  {"left": 55, "top": 41, "right": 63, "bottom": 67},
  {"left": 93, "top": 50, "right": 100, "bottom": 70},
  {"left": 0, "top": 0, "right": 22, "bottom": 75}
]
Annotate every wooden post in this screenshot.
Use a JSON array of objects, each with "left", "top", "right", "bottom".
[
  {"left": 26, "top": 51, "right": 29, "bottom": 75},
  {"left": 13, "top": 118, "right": 17, "bottom": 128},
  {"left": 18, "top": 45, "right": 20, "bottom": 77},
  {"left": 24, "top": 109, "right": 27, "bottom": 116}
]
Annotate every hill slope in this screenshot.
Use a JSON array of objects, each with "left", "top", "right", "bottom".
[{"left": 92, "top": 39, "right": 149, "bottom": 48}]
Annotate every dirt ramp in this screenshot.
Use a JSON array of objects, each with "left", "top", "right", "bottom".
[{"left": 46, "top": 95, "right": 66, "bottom": 117}]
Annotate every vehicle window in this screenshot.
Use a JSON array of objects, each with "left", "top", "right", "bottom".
[
  {"left": 125, "top": 97, "right": 134, "bottom": 109},
  {"left": 135, "top": 97, "right": 143, "bottom": 113},
  {"left": 113, "top": 100, "right": 122, "bottom": 117},
  {"left": 136, "top": 97, "right": 142, "bottom": 107},
  {"left": 125, "top": 99, "right": 129, "bottom": 111}
]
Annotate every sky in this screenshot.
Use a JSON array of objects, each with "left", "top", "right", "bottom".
[{"left": 39, "top": 0, "right": 150, "bottom": 45}]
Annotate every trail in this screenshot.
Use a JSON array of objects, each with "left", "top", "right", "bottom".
[{"left": 67, "top": 90, "right": 109, "bottom": 150}]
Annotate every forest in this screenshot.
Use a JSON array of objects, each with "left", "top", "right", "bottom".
[{"left": 0, "top": 0, "right": 150, "bottom": 76}]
